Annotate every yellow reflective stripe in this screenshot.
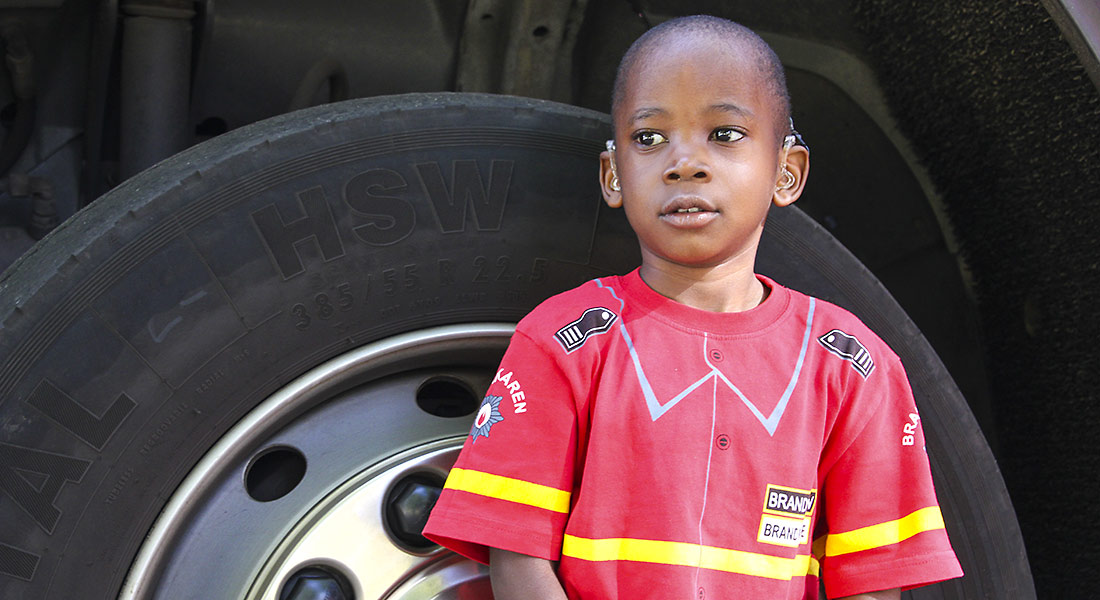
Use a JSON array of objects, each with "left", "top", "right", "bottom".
[
  {"left": 825, "top": 506, "right": 946, "bottom": 557},
  {"left": 443, "top": 467, "right": 571, "bottom": 513},
  {"left": 563, "top": 535, "right": 820, "bottom": 580}
]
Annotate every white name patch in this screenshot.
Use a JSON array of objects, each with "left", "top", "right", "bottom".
[{"left": 757, "top": 514, "right": 810, "bottom": 548}]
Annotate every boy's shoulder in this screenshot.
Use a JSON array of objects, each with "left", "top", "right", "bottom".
[
  {"left": 789, "top": 284, "right": 876, "bottom": 333},
  {"left": 515, "top": 274, "right": 625, "bottom": 351},
  {"left": 781, "top": 281, "right": 902, "bottom": 372}
]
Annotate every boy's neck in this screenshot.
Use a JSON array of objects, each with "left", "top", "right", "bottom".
[{"left": 638, "top": 261, "right": 769, "bottom": 313}]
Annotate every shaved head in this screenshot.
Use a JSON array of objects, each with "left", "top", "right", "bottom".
[{"left": 611, "top": 15, "right": 792, "bottom": 142}]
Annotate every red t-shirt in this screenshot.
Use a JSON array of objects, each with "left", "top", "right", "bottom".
[{"left": 424, "top": 270, "right": 962, "bottom": 598}]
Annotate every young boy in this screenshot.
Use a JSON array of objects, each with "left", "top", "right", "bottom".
[{"left": 423, "top": 15, "right": 963, "bottom": 599}]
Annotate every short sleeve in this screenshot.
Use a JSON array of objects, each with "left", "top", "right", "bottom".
[
  {"left": 423, "top": 329, "right": 581, "bottom": 565},
  {"left": 817, "top": 354, "right": 963, "bottom": 597}
]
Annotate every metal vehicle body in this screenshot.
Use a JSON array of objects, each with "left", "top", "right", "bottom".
[{"left": 0, "top": 1, "right": 1096, "bottom": 598}]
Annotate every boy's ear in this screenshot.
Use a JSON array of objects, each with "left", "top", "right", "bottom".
[
  {"left": 599, "top": 150, "right": 622, "bottom": 208},
  {"left": 773, "top": 145, "right": 809, "bottom": 208}
]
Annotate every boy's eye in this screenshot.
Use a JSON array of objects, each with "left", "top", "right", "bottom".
[
  {"left": 633, "top": 131, "right": 667, "bottom": 147},
  {"left": 711, "top": 127, "right": 745, "bottom": 143}
]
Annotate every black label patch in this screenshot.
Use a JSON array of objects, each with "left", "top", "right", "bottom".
[
  {"left": 763, "top": 484, "right": 817, "bottom": 518},
  {"left": 554, "top": 307, "right": 617, "bottom": 353},
  {"left": 818, "top": 329, "right": 875, "bottom": 377}
]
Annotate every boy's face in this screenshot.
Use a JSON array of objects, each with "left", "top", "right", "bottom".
[{"left": 601, "top": 34, "right": 808, "bottom": 272}]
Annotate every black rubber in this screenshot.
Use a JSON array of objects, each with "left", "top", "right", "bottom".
[
  {"left": 0, "top": 93, "right": 1032, "bottom": 598},
  {"left": 850, "top": 4, "right": 1100, "bottom": 595}
]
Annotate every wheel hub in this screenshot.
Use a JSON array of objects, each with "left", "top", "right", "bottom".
[
  {"left": 120, "top": 324, "right": 511, "bottom": 600},
  {"left": 250, "top": 443, "right": 479, "bottom": 600}
]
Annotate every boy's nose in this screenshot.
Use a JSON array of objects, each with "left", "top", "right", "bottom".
[{"left": 663, "top": 152, "right": 711, "bottom": 183}]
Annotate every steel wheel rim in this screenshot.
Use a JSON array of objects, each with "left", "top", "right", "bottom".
[{"left": 120, "top": 323, "right": 513, "bottom": 600}]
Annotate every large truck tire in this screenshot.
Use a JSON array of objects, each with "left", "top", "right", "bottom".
[{"left": 0, "top": 94, "right": 1032, "bottom": 598}]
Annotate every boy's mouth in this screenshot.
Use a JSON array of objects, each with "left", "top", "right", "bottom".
[
  {"left": 659, "top": 197, "right": 719, "bottom": 227},
  {"left": 660, "top": 197, "right": 717, "bottom": 216}
]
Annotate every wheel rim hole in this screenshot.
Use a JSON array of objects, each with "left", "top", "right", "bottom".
[
  {"left": 245, "top": 446, "right": 307, "bottom": 502},
  {"left": 278, "top": 565, "right": 354, "bottom": 600},
  {"left": 416, "top": 376, "right": 479, "bottom": 418}
]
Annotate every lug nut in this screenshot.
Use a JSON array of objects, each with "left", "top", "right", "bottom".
[
  {"left": 278, "top": 566, "right": 352, "bottom": 600},
  {"left": 386, "top": 475, "right": 443, "bottom": 550}
]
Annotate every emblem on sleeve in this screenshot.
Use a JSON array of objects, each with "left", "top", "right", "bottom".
[
  {"left": 818, "top": 329, "right": 875, "bottom": 377},
  {"left": 554, "top": 307, "right": 618, "bottom": 353},
  {"left": 470, "top": 395, "right": 503, "bottom": 443}
]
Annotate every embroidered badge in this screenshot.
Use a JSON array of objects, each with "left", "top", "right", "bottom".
[
  {"left": 818, "top": 329, "right": 875, "bottom": 377},
  {"left": 757, "top": 484, "right": 817, "bottom": 547},
  {"left": 758, "top": 514, "right": 811, "bottom": 547},
  {"left": 470, "top": 395, "right": 503, "bottom": 443},
  {"left": 554, "top": 307, "right": 618, "bottom": 353},
  {"left": 763, "top": 484, "right": 817, "bottom": 518}
]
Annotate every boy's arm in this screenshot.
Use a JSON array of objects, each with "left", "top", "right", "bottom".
[
  {"left": 836, "top": 588, "right": 901, "bottom": 600},
  {"left": 489, "top": 547, "right": 568, "bottom": 600}
]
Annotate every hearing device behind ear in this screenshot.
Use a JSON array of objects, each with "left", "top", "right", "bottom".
[
  {"left": 784, "top": 117, "right": 808, "bottom": 151},
  {"left": 605, "top": 140, "right": 621, "bottom": 191}
]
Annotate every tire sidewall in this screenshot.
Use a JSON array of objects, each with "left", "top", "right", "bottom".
[{"left": 0, "top": 93, "right": 635, "bottom": 598}]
